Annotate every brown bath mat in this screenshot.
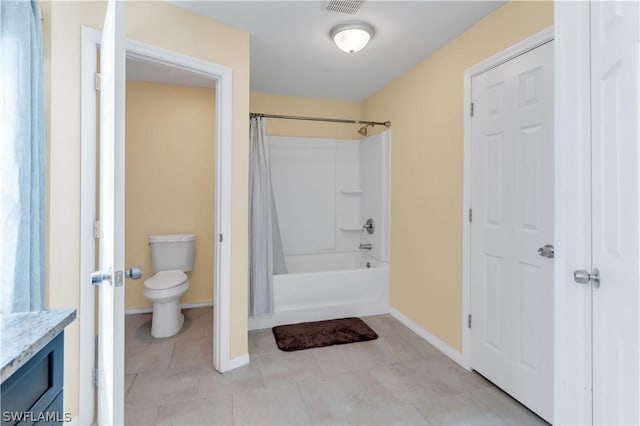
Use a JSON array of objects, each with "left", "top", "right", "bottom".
[{"left": 272, "top": 317, "right": 378, "bottom": 352}]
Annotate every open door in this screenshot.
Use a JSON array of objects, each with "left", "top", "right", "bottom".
[{"left": 91, "top": 0, "right": 126, "bottom": 424}]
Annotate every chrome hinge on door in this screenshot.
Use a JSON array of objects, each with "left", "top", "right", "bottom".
[
  {"left": 94, "top": 220, "right": 102, "bottom": 239},
  {"left": 468, "top": 314, "right": 472, "bottom": 328},
  {"left": 470, "top": 102, "right": 475, "bottom": 117},
  {"left": 93, "top": 368, "right": 98, "bottom": 387},
  {"left": 468, "top": 208, "right": 473, "bottom": 223}
]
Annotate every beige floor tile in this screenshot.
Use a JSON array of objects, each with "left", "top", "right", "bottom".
[
  {"left": 124, "top": 405, "right": 158, "bottom": 425},
  {"left": 125, "top": 314, "right": 155, "bottom": 348},
  {"left": 169, "top": 339, "right": 213, "bottom": 369},
  {"left": 471, "top": 387, "right": 549, "bottom": 425},
  {"left": 347, "top": 404, "right": 431, "bottom": 426},
  {"left": 183, "top": 306, "right": 213, "bottom": 321},
  {"left": 310, "top": 339, "right": 391, "bottom": 375},
  {"left": 125, "top": 341, "right": 175, "bottom": 375},
  {"left": 374, "top": 360, "right": 462, "bottom": 402},
  {"left": 368, "top": 335, "right": 426, "bottom": 364},
  {"left": 125, "top": 374, "right": 136, "bottom": 396},
  {"left": 248, "top": 329, "right": 279, "bottom": 355},
  {"left": 124, "top": 309, "right": 541, "bottom": 426},
  {"left": 126, "top": 366, "right": 206, "bottom": 408},
  {"left": 361, "top": 315, "right": 421, "bottom": 340},
  {"left": 203, "top": 320, "right": 213, "bottom": 340},
  {"left": 361, "top": 315, "right": 445, "bottom": 360},
  {"left": 232, "top": 382, "right": 310, "bottom": 425},
  {"left": 297, "top": 370, "right": 405, "bottom": 424},
  {"left": 174, "top": 316, "right": 205, "bottom": 342},
  {"left": 254, "top": 349, "right": 323, "bottom": 385},
  {"left": 198, "top": 362, "right": 264, "bottom": 396},
  {"left": 155, "top": 393, "right": 232, "bottom": 425},
  {"left": 424, "top": 356, "right": 493, "bottom": 394},
  {"left": 415, "top": 393, "right": 507, "bottom": 426}
]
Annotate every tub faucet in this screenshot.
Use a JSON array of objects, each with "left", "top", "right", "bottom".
[{"left": 359, "top": 243, "right": 372, "bottom": 250}]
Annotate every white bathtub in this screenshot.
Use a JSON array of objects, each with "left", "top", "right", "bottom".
[{"left": 248, "top": 252, "right": 389, "bottom": 331}]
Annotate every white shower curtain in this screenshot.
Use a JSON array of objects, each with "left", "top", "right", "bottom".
[{"left": 249, "top": 116, "right": 286, "bottom": 317}]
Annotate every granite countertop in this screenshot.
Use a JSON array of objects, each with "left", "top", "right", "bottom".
[{"left": 1, "top": 308, "right": 76, "bottom": 383}]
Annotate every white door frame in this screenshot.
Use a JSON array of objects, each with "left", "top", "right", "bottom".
[
  {"left": 79, "top": 26, "right": 235, "bottom": 425},
  {"left": 461, "top": 26, "right": 554, "bottom": 373}
]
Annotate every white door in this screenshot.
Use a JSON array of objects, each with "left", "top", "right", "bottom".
[
  {"left": 94, "top": 0, "right": 126, "bottom": 424},
  {"left": 590, "top": 1, "right": 640, "bottom": 424},
  {"left": 470, "top": 41, "right": 554, "bottom": 422}
]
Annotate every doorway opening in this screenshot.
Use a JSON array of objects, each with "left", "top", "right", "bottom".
[{"left": 122, "top": 56, "right": 216, "bottom": 388}]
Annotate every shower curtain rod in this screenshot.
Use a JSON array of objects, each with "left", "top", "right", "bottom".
[{"left": 250, "top": 112, "right": 391, "bottom": 128}]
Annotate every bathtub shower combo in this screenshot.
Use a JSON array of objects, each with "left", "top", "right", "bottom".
[{"left": 249, "top": 129, "right": 391, "bottom": 331}]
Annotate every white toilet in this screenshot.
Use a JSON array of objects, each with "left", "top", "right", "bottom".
[{"left": 144, "top": 233, "right": 195, "bottom": 338}]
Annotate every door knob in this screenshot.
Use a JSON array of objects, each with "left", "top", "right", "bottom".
[
  {"left": 126, "top": 266, "right": 143, "bottom": 280},
  {"left": 573, "top": 268, "right": 600, "bottom": 288},
  {"left": 537, "top": 244, "right": 555, "bottom": 259},
  {"left": 91, "top": 268, "right": 112, "bottom": 286}
]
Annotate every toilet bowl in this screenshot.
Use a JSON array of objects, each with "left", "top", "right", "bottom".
[
  {"left": 144, "top": 233, "right": 196, "bottom": 338},
  {"left": 144, "top": 270, "right": 190, "bottom": 338}
]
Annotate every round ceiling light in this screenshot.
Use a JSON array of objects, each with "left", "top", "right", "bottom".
[{"left": 330, "top": 21, "right": 375, "bottom": 53}]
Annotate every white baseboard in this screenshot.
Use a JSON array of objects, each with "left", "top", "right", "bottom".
[
  {"left": 125, "top": 301, "right": 213, "bottom": 315},
  {"left": 389, "top": 307, "right": 465, "bottom": 368},
  {"left": 226, "top": 353, "right": 250, "bottom": 371}
]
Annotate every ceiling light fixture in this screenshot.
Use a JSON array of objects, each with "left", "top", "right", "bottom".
[{"left": 330, "top": 21, "right": 374, "bottom": 53}]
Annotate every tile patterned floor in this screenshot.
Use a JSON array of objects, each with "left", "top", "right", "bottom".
[{"left": 124, "top": 308, "right": 548, "bottom": 425}]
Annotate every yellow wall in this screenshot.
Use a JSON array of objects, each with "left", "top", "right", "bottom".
[
  {"left": 250, "top": 92, "right": 363, "bottom": 139},
  {"left": 44, "top": 1, "right": 249, "bottom": 416},
  {"left": 125, "top": 81, "right": 215, "bottom": 309},
  {"left": 362, "top": 1, "right": 553, "bottom": 351}
]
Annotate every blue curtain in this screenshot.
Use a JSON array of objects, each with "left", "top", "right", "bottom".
[{"left": 0, "top": 0, "right": 46, "bottom": 313}]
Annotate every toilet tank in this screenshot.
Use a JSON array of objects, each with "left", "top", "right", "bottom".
[{"left": 148, "top": 234, "right": 196, "bottom": 273}]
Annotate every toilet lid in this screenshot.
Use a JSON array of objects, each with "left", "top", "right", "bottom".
[{"left": 144, "top": 270, "right": 187, "bottom": 290}]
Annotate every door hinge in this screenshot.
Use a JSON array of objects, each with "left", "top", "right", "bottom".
[
  {"left": 95, "top": 72, "right": 101, "bottom": 91},
  {"left": 93, "top": 368, "right": 99, "bottom": 387},
  {"left": 468, "top": 314, "right": 472, "bottom": 328},
  {"left": 468, "top": 208, "right": 473, "bottom": 223},
  {"left": 470, "top": 102, "right": 475, "bottom": 117},
  {"left": 94, "top": 220, "right": 102, "bottom": 239},
  {"left": 219, "top": 233, "right": 223, "bottom": 243}
]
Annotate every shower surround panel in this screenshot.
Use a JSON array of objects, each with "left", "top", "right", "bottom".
[{"left": 249, "top": 132, "right": 391, "bottom": 330}]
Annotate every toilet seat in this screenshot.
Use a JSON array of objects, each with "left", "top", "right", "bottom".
[{"left": 144, "top": 270, "right": 187, "bottom": 291}]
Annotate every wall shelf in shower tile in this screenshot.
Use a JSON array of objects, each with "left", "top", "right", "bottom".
[
  {"left": 340, "top": 226, "right": 363, "bottom": 232},
  {"left": 340, "top": 189, "right": 363, "bottom": 195}
]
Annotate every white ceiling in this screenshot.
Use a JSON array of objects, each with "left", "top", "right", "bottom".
[
  {"left": 127, "top": 2, "right": 505, "bottom": 99},
  {"left": 167, "top": 0, "right": 505, "bottom": 101}
]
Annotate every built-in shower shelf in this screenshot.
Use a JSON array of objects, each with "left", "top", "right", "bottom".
[
  {"left": 340, "top": 189, "right": 363, "bottom": 195},
  {"left": 340, "top": 226, "right": 363, "bottom": 232}
]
